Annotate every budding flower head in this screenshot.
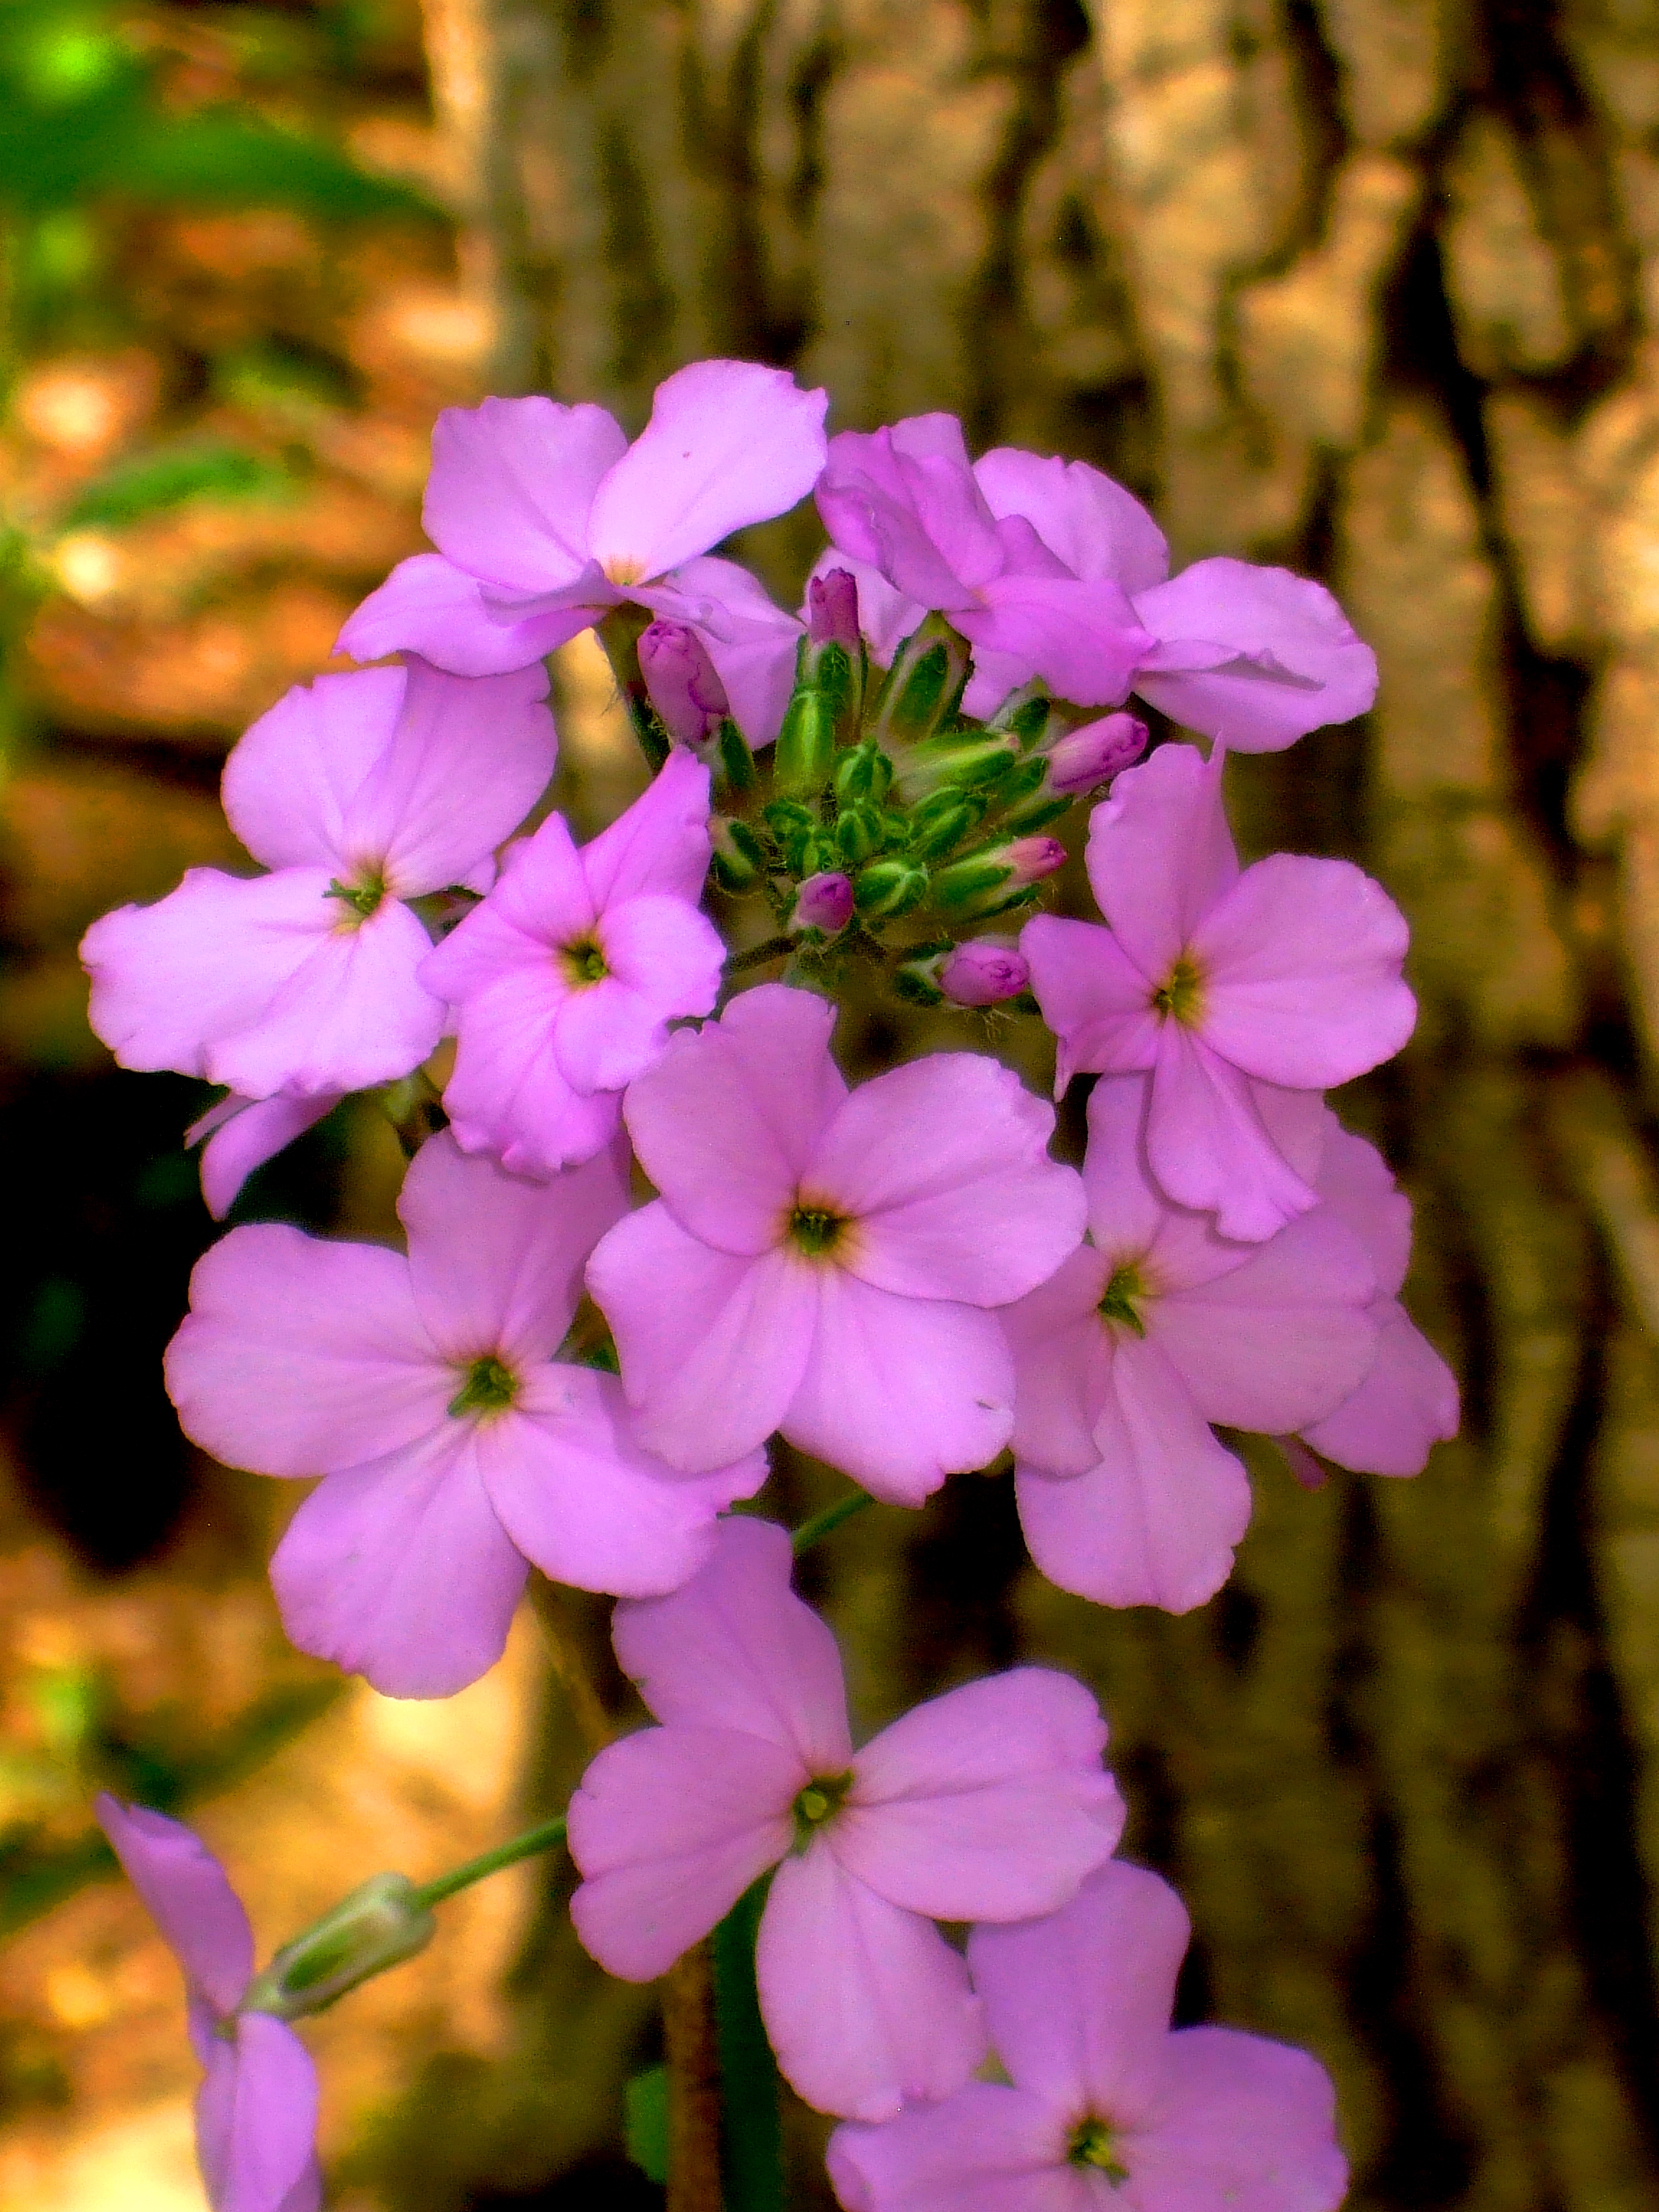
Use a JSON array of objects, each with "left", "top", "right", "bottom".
[
  {"left": 940, "top": 938, "right": 1031, "bottom": 1007},
  {"left": 809, "top": 566, "right": 860, "bottom": 650},
  {"left": 638, "top": 619, "right": 730, "bottom": 749},
  {"left": 1044, "top": 711, "right": 1148, "bottom": 796},
  {"left": 242, "top": 1872, "right": 436, "bottom": 2021},
  {"left": 791, "top": 870, "right": 855, "bottom": 935}
]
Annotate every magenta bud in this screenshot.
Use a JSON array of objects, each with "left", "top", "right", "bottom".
[
  {"left": 790, "top": 870, "right": 855, "bottom": 935},
  {"left": 807, "top": 568, "right": 861, "bottom": 651},
  {"left": 639, "top": 619, "right": 730, "bottom": 748},
  {"left": 1007, "top": 835, "right": 1068, "bottom": 888},
  {"left": 1044, "top": 712, "right": 1147, "bottom": 796},
  {"left": 939, "top": 940, "right": 1031, "bottom": 1007}
]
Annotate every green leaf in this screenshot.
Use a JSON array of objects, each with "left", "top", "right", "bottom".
[
  {"left": 111, "top": 109, "right": 438, "bottom": 221},
  {"left": 623, "top": 2062, "right": 671, "bottom": 2186},
  {"left": 62, "top": 439, "right": 293, "bottom": 531}
]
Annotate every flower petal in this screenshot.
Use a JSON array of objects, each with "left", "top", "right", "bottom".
[
  {"left": 568, "top": 1723, "right": 799, "bottom": 1979},
  {"left": 1128, "top": 2023, "right": 1347, "bottom": 2209},
  {"left": 1146, "top": 1026, "right": 1319, "bottom": 1242},
  {"left": 581, "top": 746, "right": 714, "bottom": 908},
  {"left": 783, "top": 1273, "right": 1014, "bottom": 1506},
  {"left": 1312, "top": 1117, "right": 1411, "bottom": 1294},
  {"left": 586, "top": 361, "right": 828, "bottom": 582},
  {"left": 1020, "top": 913, "right": 1160, "bottom": 1094},
  {"left": 838, "top": 1668, "right": 1120, "bottom": 1922},
  {"left": 1300, "top": 1298, "right": 1459, "bottom": 1476},
  {"left": 197, "top": 2015, "right": 321, "bottom": 2212},
  {"left": 269, "top": 1428, "right": 527, "bottom": 1697},
  {"left": 758, "top": 1845, "right": 986, "bottom": 2121},
  {"left": 337, "top": 554, "right": 601, "bottom": 675},
  {"left": 962, "top": 574, "right": 1148, "bottom": 707},
  {"left": 827, "top": 2084, "right": 1085, "bottom": 2212},
  {"left": 1083, "top": 742, "right": 1238, "bottom": 984},
  {"left": 423, "top": 395, "right": 627, "bottom": 589},
  {"left": 554, "top": 896, "right": 723, "bottom": 1091},
  {"left": 192, "top": 1093, "right": 340, "bottom": 1221},
  {"left": 974, "top": 448, "right": 1169, "bottom": 593},
  {"left": 805, "top": 548, "right": 925, "bottom": 664},
  {"left": 817, "top": 419, "right": 995, "bottom": 609},
  {"left": 166, "top": 1223, "right": 446, "bottom": 1477},
  {"left": 221, "top": 666, "right": 404, "bottom": 871},
  {"left": 640, "top": 559, "right": 805, "bottom": 747},
  {"left": 609, "top": 1515, "right": 852, "bottom": 1768},
  {"left": 400, "top": 1127, "right": 630, "bottom": 1366},
  {"left": 93, "top": 1797, "right": 253, "bottom": 2017},
  {"left": 434, "top": 966, "right": 623, "bottom": 1180},
  {"left": 1003, "top": 1247, "right": 1114, "bottom": 1478}
]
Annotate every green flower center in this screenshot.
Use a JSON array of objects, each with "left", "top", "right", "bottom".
[
  {"left": 1098, "top": 1262, "right": 1147, "bottom": 1337},
  {"left": 1067, "top": 2117, "right": 1129, "bottom": 2182},
  {"left": 792, "top": 1769, "right": 854, "bottom": 1848},
  {"left": 561, "top": 936, "right": 609, "bottom": 987},
  {"left": 448, "top": 1354, "right": 518, "bottom": 1419},
  {"left": 327, "top": 872, "right": 385, "bottom": 922},
  {"left": 1150, "top": 953, "right": 1203, "bottom": 1025},
  {"left": 789, "top": 1204, "right": 847, "bottom": 1258}
]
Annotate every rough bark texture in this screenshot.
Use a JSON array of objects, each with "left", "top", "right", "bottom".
[{"left": 409, "top": 3, "right": 1659, "bottom": 2206}]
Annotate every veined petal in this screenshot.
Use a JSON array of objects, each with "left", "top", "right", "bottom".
[
  {"left": 337, "top": 553, "right": 602, "bottom": 676},
  {"left": 581, "top": 746, "right": 714, "bottom": 908},
  {"left": 434, "top": 966, "right": 623, "bottom": 1180},
  {"left": 423, "top": 395, "right": 627, "bottom": 589},
  {"left": 817, "top": 420, "right": 992, "bottom": 609},
  {"left": 1301, "top": 1299, "right": 1459, "bottom": 1476},
  {"left": 827, "top": 2083, "right": 1086, "bottom": 2212},
  {"left": 1128, "top": 2024, "right": 1347, "bottom": 2209},
  {"left": 1080, "top": 1073, "right": 1166, "bottom": 1259},
  {"left": 1020, "top": 914, "right": 1161, "bottom": 1095},
  {"left": 192, "top": 1092, "right": 340, "bottom": 1221},
  {"left": 640, "top": 560, "right": 805, "bottom": 748},
  {"left": 199, "top": 2015, "right": 321, "bottom": 2212},
  {"left": 1146, "top": 1026, "right": 1319, "bottom": 1243},
  {"left": 221, "top": 666, "right": 405, "bottom": 871},
  {"left": 93, "top": 1797, "right": 253, "bottom": 2017},
  {"left": 962, "top": 574, "right": 1148, "bottom": 707},
  {"left": 1083, "top": 742, "right": 1238, "bottom": 983},
  {"left": 974, "top": 447, "right": 1169, "bottom": 593},
  {"left": 554, "top": 896, "right": 723, "bottom": 1091},
  {"left": 1315, "top": 1117, "right": 1411, "bottom": 1294},
  {"left": 421, "top": 811, "right": 597, "bottom": 987},
  {"left": 1003, "top": 1246, "right": 1114, "bottom": 1478}
]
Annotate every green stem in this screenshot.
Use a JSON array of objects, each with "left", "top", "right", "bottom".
[
  {"left": 714, "top": 1878, "right": 785, "bottom": 2212},
  {"left": 791, "top": 1489, "right": 874, "bottom": 1553},
  {"left": 408, "top": 1814, "right": 567, "bottom": 1911},
  {"left": 725, "top": 933, "right": 794, "bottom": 974}
]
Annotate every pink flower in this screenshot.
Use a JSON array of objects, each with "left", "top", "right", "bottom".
[
  {"left": 338, "top": 361, "right": 825, "bottom": 744},
  {"left": 188, "top": 1092, "right": 342, "bottom": 1219},
  {"left": 1023, "top": 742, "right": 1415, "bottom": 1240},
  {"left": 939, "top": 940, "right": 1029, "bottom": 1007},
  {"left": 814, "top": 425, "right": 1376, "bottom": 744},
  {"left": 164, "top": 1133, "right": 764, "bottom": 1697},
  {"left": 827, "top": 1858, "right": 1348, "bottom": 2212},
  {"left": 1042, "top": 711, "right": 1147, "bottom": 797},
  {"left": 1005, "top": 1076, "right": 1378, "bottom": 1611},
  {"left": 95, "top": 1795, "right": 321, "bottom": 2212},
  {"left": 585, "top": 983, "right": 1087, "bottom": 1503},
  {"left": 638, "top": 619, "right": 731, "bottom": 749},
  {"left": 1293, "top": 1116, "right": 1459, "bottom": 1476},
  {"left": 568, "top": 1518, "right": 1123, "bottom": 2120},
  {"left": 419, "top": 751, "right": 725, "bottom": 1179},
  {"left": 81, "top": 659, "right": 556, "bottom": 1102},
  {"left": 791, "top": 870, "right": 856, "bottom": 935}
]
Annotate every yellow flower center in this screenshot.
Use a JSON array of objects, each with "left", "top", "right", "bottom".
[{"left": 1150, "top": 952, "right": 1203, "bottom": 1025}]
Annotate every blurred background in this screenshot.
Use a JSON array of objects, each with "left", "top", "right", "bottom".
[{"left": 1, "top": 1, "right": 1658, "bottom": 2207}]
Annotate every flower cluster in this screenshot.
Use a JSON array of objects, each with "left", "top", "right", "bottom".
[{"left": 80, "top": 358, "right": 1455, "bottom": 2211}]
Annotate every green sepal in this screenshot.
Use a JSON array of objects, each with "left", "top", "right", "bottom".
[
  {"left": 929, "top": 850, "right": 1017, "bottom": 911},
  {"left": 834, "top": 741, "right": 893, "bottom": 807},
  {"left": 835, "top": 802, "right": 883, "bottom": 866},
  {"left": 711, "top": 816, "right": 765, "bottom": 891},
  {"left": 240, "top": 1874, "right": 436, "bottom": 2021},
  {"left": 999, "top": 792, "right": 1074, "bottom": 835},
  {"left": 853, "top": 859, "right": 930, "bottom": 917},
  {"left": 907, "top": 795, "right": 985, "bottom": 860},
  {"left": 713, "top": 717, "right": 757, "bottom": 796},
  {"left": 868, "top": 614, "right": 970, "bottom": 749},
  {"left": 774, "top": 689, "right": 838, "bottom": 797},
  {"left": 987, "top": 682, "right": 1056, "bottom": 749}
]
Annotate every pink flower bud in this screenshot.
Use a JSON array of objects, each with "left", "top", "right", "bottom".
[
  {"left": 1007, "top": 835, "right": 1068, "bottom": 888},
  {"left": 639, "top": 620, "right": 730, "bottom": 748},
  {"left": 939, "top": 939, "right": 1031, "bottom": 1007},
  {"left": 790, "top": 870, "right": 855, "bottom": 935},
  {"left": 1044, "top": 712, "right": 1147, "bottom": 796},
  {"left": 808, "top": 568, "right": 861, "bottom": 650}
]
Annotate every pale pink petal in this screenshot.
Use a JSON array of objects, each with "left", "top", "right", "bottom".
[
  {"left": 581, "top": 746, "right": 714, "bottom": 907},
  {"left": 336, "top": 659, "right": 556, "bottom": 899},
  {"left": 783, "top": 1273, "right": 1014, "bottom": 1506},
  {"left": 400, "top": 1128, "right": 629, "bottom": 1366},
  {"left": 337, "top": 554, "right": 601, "bottom": 675},
  {"left": 1080, "top": 1073, "right": 1166, "bottom": 1258},
  {"left": 1128, "top": 2023, "right": 1347, "bottom": 2210},
  {"left": 1017, "top": 1334, "right": 1252, "bottom": 1611},
  {"left": 838, "top": 1668, "right": 1120, "bottom": 1921},
  {"left": 479, "top": 1365, "right": 765, "bottom": 1596},
  {"left": 166, "top": 1223, "right": 447, "bottom": 1476},
  {"left": 613, "top": 1515, "right": 851, "bottom": 1765},
  {"left": 586, "top": 362, "right": 828, "bottom": 582},
  {"left": 640, "top": 559, "right": 805, "bottom": 746},
  {"left": 817, "top": 421, "right": 993, "bottom": 609},
  {"left": 568, "top": 1724, "right": 799, "bottom": 1979},
  {"left": 805, "top": 547, "right": 925, "bottom": 663},
  {"left": 1192, "top": 854, "right": 1415, "bottom": 1088},
  {"left": 197, "top": 2015, "right": 321, "bottom": 2212},
  {"left": 1313, "top": 1118, "right": 1411, "bottom": 1293},
  {"left": 811, "top": 1056, "right": 1085, "bottom": 1305},
  {"left": 1083, "top": 743, "right": 1238, "bottom": 983},
  {"left": 192, "top": 1092, "right": 340, "bottom": 1220},
  {"left": 828, "top": 2084, "right": 1087, "bottom": 2212},
  {"left": 1301, "top": 1299, "right": 1459, "bottom": 1476},
  {"left": 1153, "top": 1209, "right": 1378, "bottom": 1434},
  {"left": 758, "top": 1845, "right": 985, "bottom": 2120},
  {"left": 1131, "top": 558, "right": 1377, "bottom": 752},
  {"left": 974, "top": 448, "right": 1170, "bottom": 592},
  {"left": 435, "top": 968, "right": 623, "bottom": 1179},
  {"left": 1004, "top": 1248, "right": 1113, "bottom": 1478},
  {"left": 1020, "top": 914, "right": 1160, "bottom": 1093},
  {"left": 968, "top": 1859, "right": 1189, "bottom": 2120},
  {"left": 961, "top": 574, "right": 1148, "bottom": 707},
  {"left": 552, "top": 897, "right": 723, "bottom": 1091},
  {"left": 83, "top": 868, "right": 334, "bottom": 1085},
  {"left": 221, "top": 666, "right": 404, "bottom": 871},
  {"left": 94, "top": 1797, "right": 253, "bottom": 2017},
  {"left": 1255, "top": 1081, "right": 1331, "bottom": 1188},
  {"left": 589, "top": 1207, "right": 817, "bottom": 1470},
  {"left": 269, "top": 1428, "right": 527, "bottom": 1697},
  {"left": 622, "top": 983, "right": 846, "bottom": 1254},
  {"left": 207, "top": 895, "right": 444, "bottom": 1101},
  {"left": 423, "top": 396, "right": 627, "bottom": 589},
  {"left": 1146, "top": 1027, "right": 1318, "bottom": 1242}
]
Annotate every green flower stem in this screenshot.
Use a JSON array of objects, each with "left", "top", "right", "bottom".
[
  {"left": 407, "top": 1815, "right": 567, "bottom": 1911},
  {"left": 791, "top": 1489, "right": 874, "bottom": 1552}
]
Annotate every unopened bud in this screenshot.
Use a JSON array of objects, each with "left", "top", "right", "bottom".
[
  {"left": 774, "top": 688, "right": 838, "bottom": 797},
  {"left": 711, "top": 815, "right": 764, "bottom": 890},
  {"left": 854, "top": 858, "right": 930, "bottom": 917},
  {"left": 1044, "top": 712, "right": 1147, "bottom": 796},
  {"left": 987, "top": 682, "right": 1056, "bottom": 749},
  {"left": 868, "top": 615, "right": 970, "bottom": 750},
  {"left": 834, "top": 742, "right": 893, "bottom": 807},
  {"left": 835, "top": 801, "right": 884, "bottom": 866},
  {"left": 931, "top": 835, "right": 1066, "bottom": 913},
  {"left": 893, "top": 732, "right": 1019, "bottom": 805},
  {"left": 241, "top": 1874, "right": 435, "bottom": 2022},
  {"left": 639, "top": 621, "right": 730, "bottom": 750},
  {"left": 791, "top": 870, "right": 855, "bottom": 935},
  {"left": 907, "top": 790, "right": 986, "bottom": 860},
  {"left": 939, "top": 938, "right": 1032, "bottom": 1007},
  {"left": 809, "top": 568, "right": 861, "bottom": 651}
]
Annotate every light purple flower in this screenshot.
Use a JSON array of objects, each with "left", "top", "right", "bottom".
[
  {"left": 1005, "top": 1076, "right": 1377, "bottom": 1611},
  {"left": 338, "top": 361, "right": 826, "bottom": 744},
  {"left": 188, "top": 1092, "right": 341, "bottom": 1220},
  {"left": 81, "top": 659, "right": 556, "bottom": 1103},
  {"left": 585, "top": 983, "right": 1087, "bottom": 1503},
  {"left": 1023, "top": 742, "right": 1415, "bottom": 1240},
  {"left": 568, "top": 1517, "right": 1123, "bottom": 2121},
  {"left": 814, "top": 426, "right": 1376, "bottom": 745},
  {"left": 164, "top": 1132, "right": 764, "bottom": 1697},
  {"left": 639, "top": 619, "right": 731, "bottom": 750},
  {"left": 827, "top": 1858, "right": 1348, "bottom": 2212},
  {"left": 792, "top": 870, "right": 856, "bottom": 935},
  {"left": 940, "top": 940, "right": 1029, "bottom": 1007},
  {"left": 95, "top": 1795, "right": 321, "bottom": 2212},
  {"left": 419, "top": 751, "right": 725, "bottom": 1180},
  {"left": 1044, "top": 711, "right": 1148, "bottom": 797},
  {"left": 1293, "top": 1115, "right": 1460, "bottom": 1476}
]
